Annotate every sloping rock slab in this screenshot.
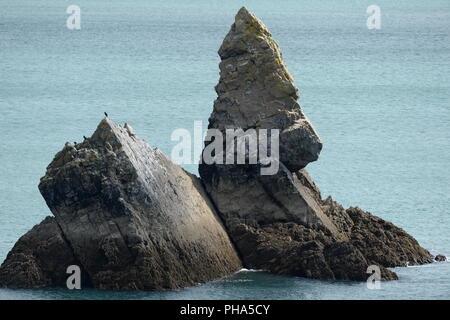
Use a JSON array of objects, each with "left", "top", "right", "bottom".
[{"left": 0, "top": 119, "right": 241, "bottom": 290}]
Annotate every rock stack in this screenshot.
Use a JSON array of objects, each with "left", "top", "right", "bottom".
[
  {"left": 0, "top": 7, "right": 435, "bottom": 290},
  {"left": 0, "top": 119, "right": 241, "bottom": 289},
  {"left": 199, "top": 7, "right": 432, "bottom": 281}
]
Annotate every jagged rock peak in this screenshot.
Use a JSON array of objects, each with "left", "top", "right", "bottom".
[
  {"left": 211, "top": 7, "right": 322, "bottom": 171},
  {"left": 199, "top": 7, "right": 433, "bottom": 282},
  {"left": 219, "top": 7, "right": 295, "bottom": 90}
]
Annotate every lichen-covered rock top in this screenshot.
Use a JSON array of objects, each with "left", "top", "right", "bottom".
[
  {"left": 1, "top": 118, "right": 241, "bottom": 290},
  {"left": 210, "top": 7, "right": 322, "bottom": 171}
]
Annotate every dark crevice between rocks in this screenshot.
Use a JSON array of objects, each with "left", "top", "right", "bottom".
[{"left": 198, "top": 177, "right": 246, "bottom": 270}]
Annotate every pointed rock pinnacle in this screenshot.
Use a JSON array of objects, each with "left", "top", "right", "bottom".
[{"left": 210, "top": 7, "right": 322, "bottom": 171}]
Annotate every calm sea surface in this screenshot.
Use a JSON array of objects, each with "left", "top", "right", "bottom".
[{"left": 0, "top": 0, "right": 449, "bottom": 299}]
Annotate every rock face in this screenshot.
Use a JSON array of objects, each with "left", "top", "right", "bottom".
[
  {"left": 0, "top": 217, "right": 80, "bottom": 288},
  {"left": 199, "top": 7, "right": 432, "bottom": 281},
  {"left": 0, "top": 118, "right": 241, "bottom": 290},
  {"left": 211, "top": 7, "right": 322, "bottom": 172}
]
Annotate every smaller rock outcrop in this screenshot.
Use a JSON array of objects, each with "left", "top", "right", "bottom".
[
  {"left": 0, "top": 118, "right": 241, "bottom": 290},
  {"left": 434, "top": 254, "right": 447, "bottom": 262}
]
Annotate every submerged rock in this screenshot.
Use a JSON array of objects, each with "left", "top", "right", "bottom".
[
  {"left": 199, "top": 7, "right": 432, "bottom": 281},
  {"left": 0, "top": 118, "right": 241, "bottom": 290},
  {"left": 434, "top": 254, "right": 446, "bottom": 262}
]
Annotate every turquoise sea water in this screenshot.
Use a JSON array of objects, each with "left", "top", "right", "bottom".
[{"left": 0, "top": 0, "right": 449, "bottom": 299}]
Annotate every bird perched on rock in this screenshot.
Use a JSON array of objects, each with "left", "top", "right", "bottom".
[
  {"left": 104, "top": 112, "right": 108, "bottom": 117},
  {"left": 124, "top": 123, "right": 135, "bottom": 137},
  {"left": 83, "top": 135, "right": 87, "bottom": 141}
]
